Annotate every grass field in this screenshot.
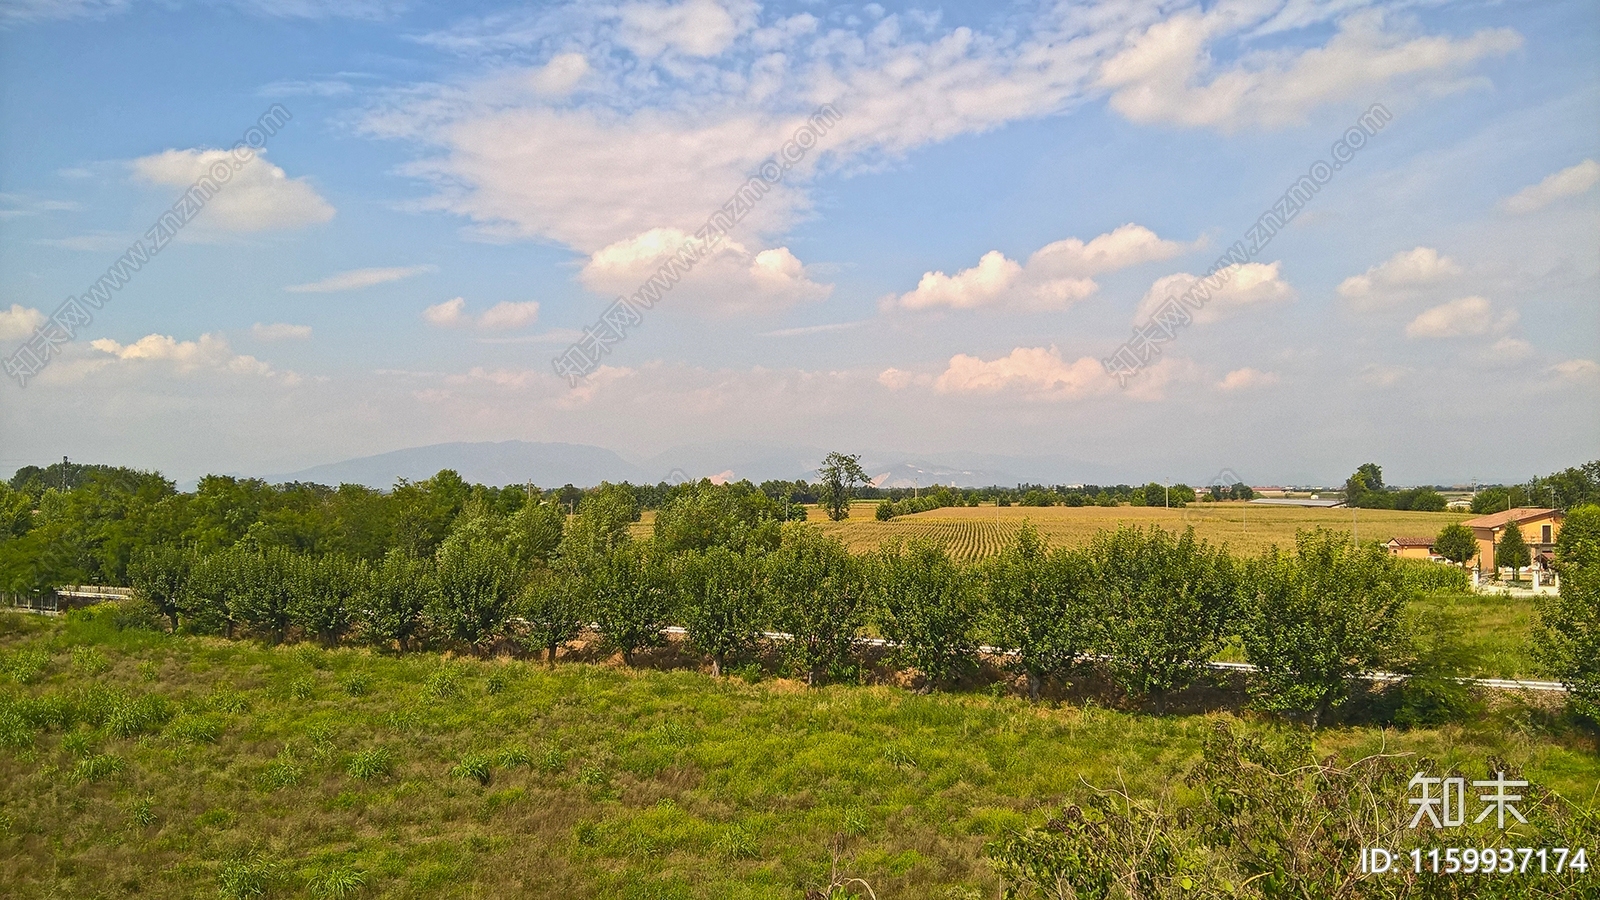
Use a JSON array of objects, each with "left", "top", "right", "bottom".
[
  {"left": 1, "top": 609, "right": 1594, "bottom": 899},
  {"left": 806, "top": 502, "right": 1469, "bottom": 561}
]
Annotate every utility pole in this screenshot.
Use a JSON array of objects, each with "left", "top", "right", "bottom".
[{"left": 62, "top": 456, "right": 69, "bottom": 492}]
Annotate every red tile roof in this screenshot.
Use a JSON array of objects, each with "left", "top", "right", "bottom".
[
  {"left": 1462, "top": 507, "right": 1561, "bottom": 529},
  {"left": 1387, "top": 536, "right": 1434, "bottom": 548}
]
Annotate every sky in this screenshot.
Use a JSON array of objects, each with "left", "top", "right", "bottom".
[{"left": 0, "top": 0, "right": 1596, "bottom": 488}]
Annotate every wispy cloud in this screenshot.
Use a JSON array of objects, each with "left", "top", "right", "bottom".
[
  {"left": 1501, "top": 159, "right": 1599, "bottom": 214},
  {"left": 758, "top": 320, "right": 867, "bottom": 338},
  {"left": 286, "top": 264, "right": 436, "bottom": 293}
]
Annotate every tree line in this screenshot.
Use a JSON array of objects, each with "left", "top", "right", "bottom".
[{"left": 111, "top": 485, "right": 1599, "bottom": 727}]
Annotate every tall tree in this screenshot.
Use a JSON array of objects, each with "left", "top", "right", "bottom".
[
  {"left": 983, "top": 525, "right": 1090, "bottom": 700},
  {"left": 1434, "top": 523, "right": 1477, "bottom": 566},
  {"left": 817, "top": 452, "right": 870, "bottom": 522},
  {"left": 1535, "top": 504, "right": 1600, "bottom": 719},
  {"left": 1496, "top": 520, "right": 1531, "bottom": 581},
  {"left": 764, "top": 525, "right": 864, "bottom": 685},
  {"left": 1240, "top": 530, "right": 1412, "bottom": 727}
]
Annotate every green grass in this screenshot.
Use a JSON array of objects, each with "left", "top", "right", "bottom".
[
  {"left": 0, "top": 607, "right": 1595, "bottom": 898},
  {"left": 1413, "top": 590, "right": 1541, "bottom": 679}
]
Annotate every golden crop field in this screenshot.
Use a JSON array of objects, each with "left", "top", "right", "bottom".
[{"left": 806, "top": 501, "right": 1470, "bottom": 560}]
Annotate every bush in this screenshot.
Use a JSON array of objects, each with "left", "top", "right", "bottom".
[
  {"left": 289, "top": 554, "right": 365, "bottom": 646},
  {"left": 517, "top": 566, "right": 584, "bottom": 666},
  {"left": 128, "top": 544, "right": 191, "bottom": 630},
  {"left": 764, "top": 526, "right": 864, "bottom": 686},
  {"left": 1084, "top": 526, "right": 1237, "bottom": 709},
  {"left": 1241, "top": 530, "right": 1412, "bottom": 726},
  {"left": 429, "top": 520, "right": 520, "bottom": 655},
  {"left": 359, "top": 549, "right": 433, "bottom": 653},
  {"left": 577, "top": 542, "right": 675, "bottom": 666},
  {"left": 870, "top": 539, "right": 979, "bottom": 690},
  {"left": 677, "top": 546, "right": 766, "bottom": 677},
  {"left": 983, "top": 525, "right": 1090, "bottom": 701}
]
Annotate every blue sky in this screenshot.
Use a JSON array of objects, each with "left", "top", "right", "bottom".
[{"left": 0, "top": 0, "right": 1596, "bottom": 486}]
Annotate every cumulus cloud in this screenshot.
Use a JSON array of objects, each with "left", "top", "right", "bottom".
[
  {"left": 131, "top": 149, "right": 334, "bottom": 232},
  {"left": 286, "top": 265, "right": 435, "bottom": 293},
  {"left": 1217, "top": 367, "right": 1279, "bottom": 391},
  {"left": 1501, "top": 159, "right": 1600, "bottom": 214},
  {"left": 580, "top": 228, "right": 830, "bottom": 313},
  {"left": 88, "top": 333, "right": 274, "bottom": 377},
  {"left": 424, "top": 297, "right": 541, "bottom": 330},
  {"left": 1098, "top": 10, "right": 1520, "bottom": 130},
  {"left": 1549, "top": 359, "right": 1600, "bottom": 382},
  {"left": 251, "top": 322, "right": 312, "bottom": 341},
  {"left": 1404, "top": 296, "right": 1516, "bottom": 339},
  {"left": 0, "top": 304, "right": 45, "bottom": 340},
  {"left": 890, "top": 224, "right": 1187, "bottom": 312},
  {"left": 932, "top": 346, "right": 1117, "bottom": 400},
  {"left": 1337, "top": 247, "right": 1461, "bottom": 309},
  {"left": 1133, "top": 261, "right": 1294, "bottom": 325}
]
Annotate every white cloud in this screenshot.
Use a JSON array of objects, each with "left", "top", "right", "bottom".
[
  {"left": 580, "top": 228, "right": 830, "bottom": 313},
  {"left": 0, "top": 304, "right": 45, "bottom": 340},
  {"left": 528, "top": 53, "right": 590, "bottom": 95},
  {"left": 424, "top": 297, "right": 542, "bottom": 330},
  {"left": 478, "top": 301, "right": 541, "bottom": 331},
  {"left": 1550, "top": 359, "right": 1600, "bottom": 382},
  {"left": 251, "top": 322, "right": 312, "bottom": 341},
  {"left": 423, "top": 297, "right": 467, "bottom": 327},
  {"left": 933, "top": 346, "right": 1116, "bottom": 400},
  {"left": 1484, "top": 337, "right": 1533, "bottom": 364},
  {"left": 1098, "top": 10, "right": 1521, "bottom": 130},
  {"left": 1404, "top": 296, "right": 1516, "bottom": 339},
  {"left": 1359, "top": 363, "right": 1409, "bottom": 387},
  {"left": 1501, "top": 159, "right": 1600, "bottom": 214},
  {"left": 1133, "top": 261, "right": 1294, "bottom": 325},
  {"left": 366, "top": 4, "right": 1517, "bottom": 259},
  {"left": 88, "top": 333, "right": 274, "bottom": 377},
  {"left": 285, "top": 265, "right": 435, "bottom": 293},
  {"left": 891, "top": 224, "right": 1187, "bottom": 312},
  {"left": 1337, "top": 246, "right": 1462, "bottom": 309},
  {"left": 1217, "top": 367, "right": 1279, "bottom": 391},
  {"left": 617, "top": 0, "right": 756, "bottom": 58},
  {"left": 131, "top": 149, "right": 334, "bottom": 232}
]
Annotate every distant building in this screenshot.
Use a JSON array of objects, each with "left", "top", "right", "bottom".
[
  {"left": 1460, "top": 507, "right": 1564, "bottom": 573},
  {"left": 1385, "top": 536, "right": 1437, "bottom": 560},
  {"left": 1248, "top": 497, "right": 1348, "bottom": 508}
]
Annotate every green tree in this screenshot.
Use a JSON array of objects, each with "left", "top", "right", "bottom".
[
  {"left": 1470, "top": 486, "right": 1514, "bottom": 515},
  {"left": 817, "top": 452, "right": 870, "bottom": 522},
  {"left": 359, "top": 549, "right": 434, "bottom": 653},
  {"left": 869, "top": 539, "right": 979, "bottom": 690},
  {"left": 677, "top": 546, "right": 766, "bottom": 676},
  {"left": 517, "top": 566, "right": 585, "bottom": 666},
  {"left": 429, "top": 520, "right": 520, "bottom": 655},
  {"left": 561, "top": 482, "right": 637, "bottom": 556},
  {"left": 1240, "top": 530, "right": 1412, "bottom": 726},
  {"left": 1084, "top": 526, "right": 1238, "bottom": 711},
  {"left": 289, "top": 554, "right": 366, "bottom": 646},
  {"left": 653, "top": 481, "right": 781, "bottom": 554},
  {"left": 1434, "top": 523, "right": 1477, "bottom": 566},
  {"left": 1496, "top": 520, "right": 1531, "bottom": 581},
  {"left": 764, "top": 525, "right": 864, "bottom": 685},
  {"left": 580, "top": 542, "right": 675, "bottom": 666},
  {"left": 983, "top": 525, "right": 1090, "bottom": 701},
  {"left": 229, "top": 547, "right": 297, "bottom": 643},
  {"left": 128, "top": 545, "right": 192, "bottom": 630},
  {"left": 507, "top": 495, "right": 566, "bottom": 568},
  {"left": 1535, "top": 504, "right": 1600, "bottom": 718}
]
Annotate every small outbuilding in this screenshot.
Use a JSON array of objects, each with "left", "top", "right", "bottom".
[{"left": 1384, "top": 536, "right": 1437, "bottom": 560}]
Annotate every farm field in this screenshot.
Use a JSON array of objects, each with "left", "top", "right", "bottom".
[
  {"left": 0, "top": 609, "right": 1595, "bottom": 899},
  {"left": 807, "top": 502, "right": 1469, "bottom": 561}
]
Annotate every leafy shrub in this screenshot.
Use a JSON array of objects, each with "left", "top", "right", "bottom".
[
  {"left": 345, "top": 747, "right": 393, "bottom": 781},
  {"left": 428, "top": 519, "right": 521, "bottom": 654},
  {"left": 764, "top": 526, "right": 865, "bottom": 686},
  {"left": 677, "top": 546, "right": 766, "bottom": 677},
  {"left": 870, "top": 539, "right": 979, "bottom": 690},
  {"left": 450, "top": 752, "right": 493, "bottom": 786},
  {"left": 982, "top": 525, "right": 1091, "bottom": 701},
  {"left": 71, "top": 753, "right": 124, "bottom": 783},
  {"left": 358, "top": 549, "right": 433, "bottom": 654},
  {"left": 517, "top": 566, "right": 585, "bottom": 666},
  {"left": 1536, "top": 503, "right": 1600, "bottom": 720}
]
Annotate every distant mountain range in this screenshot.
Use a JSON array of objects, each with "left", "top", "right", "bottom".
[{"left": 264, "top": 440, "right": 1131, "bottom": 490}]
